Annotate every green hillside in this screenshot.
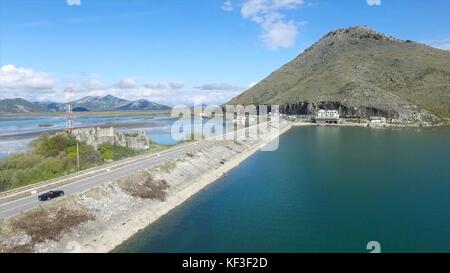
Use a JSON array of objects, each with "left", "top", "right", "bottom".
[{"left": 230, "top": 26, "right": 450, "bottom": 122}]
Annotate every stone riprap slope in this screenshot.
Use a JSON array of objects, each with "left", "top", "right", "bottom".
[{"left": 0, "top": 121, "right": 290, "bottom": 252}]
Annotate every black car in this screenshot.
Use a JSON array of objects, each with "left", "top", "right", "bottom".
[{"left": 38, "top": 190, "right": 65, "bottom": 201}]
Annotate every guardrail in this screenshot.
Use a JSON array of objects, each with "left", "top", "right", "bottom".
[{"left": 0, "top": 120, "right": 285, "bottom": 202}]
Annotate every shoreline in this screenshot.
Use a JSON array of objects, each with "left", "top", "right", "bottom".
[
  {"left": 290, "top": 121, "right": 450, "bottom": 128},
  {"left": 0, "top": 110, "right": 171, "bottom": 119},
  {"left": 0, "top": 120, "right": 445, "bottom": 253},
  {"left": 0, "top": 121, "right": 291, "bottom": 253},
  {"left": 91, "top": 123, "right": 292, "bottom": 253},
  {"left": 0, "top": 121, "right": 166, "bottom": 141}
]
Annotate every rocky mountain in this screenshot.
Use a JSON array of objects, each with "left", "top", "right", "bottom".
[
  {"left": 113, "top": 99, "right": 170, "bottom": 111},
  {"left": 0, "top": 95, "right": 170, "bottom": 113},
  {"left": 35, "top": 101, "right": 65, "bottom": 112},
  {"left": 229, "top": 26, "right": 450, "bottom": 122},
  {"left": 72, "top": 95, "right": 129, "bottom": 111},
  {"left": 0, "top": 98, "right": 46, "bottom": 113}
]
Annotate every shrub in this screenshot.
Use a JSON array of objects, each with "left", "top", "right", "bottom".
[
  {"left": 76, "top": 142, "right": 101, "bottom": 167},
  {"left": 0, "top": 134, "right": 101, "bottom": 190},
  {"left": 102, "top": 150, "right": 114, "bottom": 160},
  {"left": 0, "top": 133, "right": 145, "bottom": 191},
  {"left": 31, "top": 134, "right": 73, "bottom": 157},
  {"left": 98, "top": 143, "right": 136, "bottom": 161}
]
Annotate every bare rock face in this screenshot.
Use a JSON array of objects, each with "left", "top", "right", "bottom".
[{"left": 230, "top": 26, "right": 450, "bottom": 123}]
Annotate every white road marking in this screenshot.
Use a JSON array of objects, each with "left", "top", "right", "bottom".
[{"left": 0, "top": 122, "right": 282, "bottom": 219}]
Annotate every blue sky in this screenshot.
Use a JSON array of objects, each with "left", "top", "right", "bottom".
[{"left": 0, "top": 0, "right": 449, "bottom": 105}]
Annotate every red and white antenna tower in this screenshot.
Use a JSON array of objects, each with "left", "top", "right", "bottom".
[{"left": 65, "top": 87, "right": 74, "bottom": 133}]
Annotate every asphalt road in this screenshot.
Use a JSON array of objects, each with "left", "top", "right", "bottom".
[
  {"left": 0, "top": 121, "right": 285, "bottom": 220},
  {"left": 0, "top": 137, "right": 220, "bottom": 220}
]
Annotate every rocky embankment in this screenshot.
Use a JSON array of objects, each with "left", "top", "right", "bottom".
[
  {"left": 0, "top": 121, "right": 290, "bottom": 253},
  {"left": 230, "top": 26, "right": 450, "bottom": 124},
  {"left": 280, "top": 101, "right": 440, "bottom": 124}
]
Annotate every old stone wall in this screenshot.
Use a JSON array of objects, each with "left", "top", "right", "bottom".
[{"left": 72, "top": 127, "right": 149, "bottom": 150}]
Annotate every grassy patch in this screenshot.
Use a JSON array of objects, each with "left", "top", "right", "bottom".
[
  {"left": 38, "top": 124, "right": 53, "bottom": 128},
  {"left": 0, "top": 134, "right": 100, "bottom": 190},
  {"left": 0, "top": 132, "right": 166, "bottom": 190},
  {"left": 426, "top": 107, "right": 450, "bottom": 119},
  {"left": 98, "top": 143, "right": 138, "bottom": 161}
]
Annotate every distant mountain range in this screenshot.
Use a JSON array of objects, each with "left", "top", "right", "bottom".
[
  {"left": 230, "top": 26, "right": 450, "bottom": 122},
  {"left": 0, "top": 98, "right": 47, "bottom": 113},
  {"left": 0, "top": 95, "right": 171, "bottom": 113}
]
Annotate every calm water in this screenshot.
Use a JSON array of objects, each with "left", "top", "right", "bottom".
[
  {"left": 115, "top": 126, "right": 450, "bottom": 253},
  {"left": 0, "top": 115, "right": 174, "bottom": 155},
  {"left": 0, "top": 114, "right": 227, "bottom": 155}
]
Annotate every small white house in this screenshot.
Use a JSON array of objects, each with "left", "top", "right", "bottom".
[
  {"left": 327, "top": 110, "right": 339, "bottom": 119},
  {"left": 315, "top": 109, "right": 340, "bottom": 124},
  {"left": 370, "top": 117, "right": 387, "bottom": 123},
  {"left": 317, "top": 110, "right": 327, "bottom": 118}
]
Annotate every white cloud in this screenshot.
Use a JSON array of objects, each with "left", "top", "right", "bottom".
[
  {"left": 422, "top": 38, "right": 450, "bottom": 51},
  {"left": 240, "top": 0, "right": 305, "bottom": 50},
  {"left": 366, "top": 0, "right": 381, "bottom": 6},
  {"left": 222, "top": 1, "right": 233, "bottom": 12},
  {"left": 191, "top": 95, "right": 207, "bottom": 105},
  {"left": 248, "top": 81, "right": 258, "bottom": 88},
  {"left": 72, "top": 78, "right": 108, "bottom": 92},
  {"left": 115, "top": 78, "right": 138, "bottom": 89},
  {"left": 66, "top": 0, "right": 81, "bottom": 6},
  {"left": 260, "top": 20, "right": 298, "bottom": 50},
  {"left": 0, "top": 65, "right": 54, "bottom": 96},
  {"left": 434, "top": 43, "right": 450, "bottom": 51},
  {"left": 167, "top": 89, "right": 243, "bottom": 106},
  {"left": 143, "top": 81, "right": 184, "bottom": 90},
  {"left": 195, "top": 83, "right": 242, "bottom": 91},
  {"left": 234, "top": 0, "right": 383, "bottom": 49},
  {"left": 67, "top": 79, "right": 185, "bottom": 103},
  {"left": 0, "top": 65, "right": 243, "bottom": 105},
  {"left": 61, "top": 78, "right": 241, "bottom": 106},
  {"left": 183, "top": 83, "right": 246, "bottom": 105}
]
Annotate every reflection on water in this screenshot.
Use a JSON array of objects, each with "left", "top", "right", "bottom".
[
  {"left": 0, "top": 114, "right": 163, "bottom": 137},
  {"left": 0, "top": 114, "right": 230, "bottom": 155},
  {"left": 147, "top": 133, "right": 178, "bottom": 145},
  {"left": 115, "top": 126, "right": 450, "bottom": 253}
]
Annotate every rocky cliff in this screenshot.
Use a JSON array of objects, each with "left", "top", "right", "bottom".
[{"left": 230, "top": 26, "right": 450, "bottom": 123}]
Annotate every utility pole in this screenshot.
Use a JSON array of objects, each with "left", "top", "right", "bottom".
[
  {"left": 76, "top": 141, "right": 80, "bottom": 172},
  {"left": 65, "top": 87, "right": 74, "bottom": 133}
]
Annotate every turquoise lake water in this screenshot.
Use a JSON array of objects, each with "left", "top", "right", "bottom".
[{"left": 115, "top": 126, "right": 450, "bottom": 253}]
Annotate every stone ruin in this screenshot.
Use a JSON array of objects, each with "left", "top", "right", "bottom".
[{"left": 71, "top": 127, "right": 150, "bottom": 150}]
